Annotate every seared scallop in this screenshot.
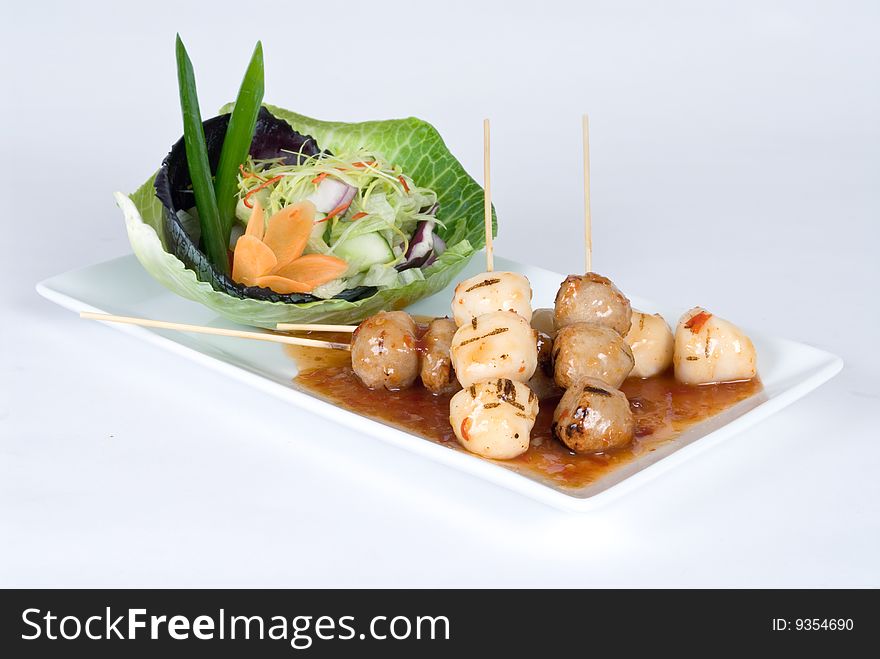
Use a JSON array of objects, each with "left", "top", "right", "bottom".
[
  {"left": 450, "top": 378, "right": 539, "bottom": 459},
  {"left": 673, "top": 307, "right": 757, "bottom": 385},
  {"left": 553, "top": 273, "right": 632, "bottom": 335},
  {"left": 452, "top": 271, "right": 532, "bottom": 326},
  {"left": 530, "top": 307, "right": 556, "bottom": 338},
  {"left": 552, "top": 322, "right": 634, "bottom": 389},
  {"left": 552, "top": 377, "right": 634, "bottom": 453},
  {"left": 420, "top": 317, "right": 460, "bottom": 395},
  {"left": 624, "top": 310, "right": 674, "bottom": 378},
  {"left": 351, "top": 311, "right": 420, "bottom": 390},
  {"left": 528, "top": 330, "right": 563, "bottom": 400},
  {"left": 451, "top": 311, "right": 538, "bottom": 387}
]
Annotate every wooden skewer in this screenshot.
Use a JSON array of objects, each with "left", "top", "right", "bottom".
[
  {"left": 80, "top": 312, "right": 351, "bottom": 351},
  {"left": 276, "top": 323, "right": 357, "bottom": 333},
  {"left": 582, "top": 113, "right": 592, "bottom": 273},
  {"left": 483, "top": 117, "right": 494, "bottom": 272}
]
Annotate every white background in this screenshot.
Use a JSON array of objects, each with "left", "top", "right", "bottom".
[{"left": 1, "top": 0, "right": 878, "bottom": 586}]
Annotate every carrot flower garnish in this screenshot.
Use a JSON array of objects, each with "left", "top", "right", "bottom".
[{"left": 231, "top": 200, "right": 348, "bottom": 294}]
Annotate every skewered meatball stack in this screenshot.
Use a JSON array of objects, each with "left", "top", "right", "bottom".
[{"left": 550, "top": 272, "right": 636, "bottom": 454}]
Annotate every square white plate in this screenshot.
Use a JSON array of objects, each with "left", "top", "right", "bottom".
[{"left": 37, "top": 255, "right": 842, "bottom": 511}]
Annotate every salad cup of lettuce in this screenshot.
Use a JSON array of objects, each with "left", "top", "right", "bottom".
[{"left": 115, "top": 38, "right": 489, "bottom": 329}]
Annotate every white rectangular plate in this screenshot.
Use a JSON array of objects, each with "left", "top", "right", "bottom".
[{"left": 37, "top": 255, "right": 842, "bottom": 511}]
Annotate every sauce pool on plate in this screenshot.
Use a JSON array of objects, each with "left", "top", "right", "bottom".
[{"left": 285, "top": 332, "right": 764, "bottom": 490}]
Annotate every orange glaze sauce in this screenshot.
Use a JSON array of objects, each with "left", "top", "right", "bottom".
[{"left": 285, "top": 328, "right": 763, "bottom": 490}]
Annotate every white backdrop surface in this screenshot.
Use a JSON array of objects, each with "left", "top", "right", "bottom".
[{"left": 1, "top": 0, "right": 878, "bottom": 586}]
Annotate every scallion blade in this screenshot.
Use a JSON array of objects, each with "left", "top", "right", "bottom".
[
  {"left": 214, "top": 41, "right": 265, "bottom": 239},
  {"left": 175, "top": 34, "right": 228, "bottom": 274}
]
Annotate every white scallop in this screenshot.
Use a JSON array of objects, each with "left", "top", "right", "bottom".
[
  {"left": 673, "top": 307, "right": 758, "bottom": 385},
  {"left": 449, "top": 378, "right": 539, "bottom": 459},
  {"left": 451, "top": 271, "right": 533, "bottom": 326},
  {"left": 451, "top": 311, "right": 538, "bottom": 387},
  {"left": 625, "top": 310, "right": 674, "bottom": 378},
  {"left": 530, "top": 307, "right": 556, "bottom": 338}
]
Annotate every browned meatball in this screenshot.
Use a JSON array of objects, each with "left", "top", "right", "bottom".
[
  {"left": 351, "top": 311, "right": 419, "bottom": 390},
  {"left": 552, "top": 322, "right": 634, "bottom": 389},
  {"left": 420, "top": 318, "right": 460, "bottom": 394},
  {"left": 553, "top": 273, "right": 632, "bottom": 335},
  {"left": 552, "top": 377, "right": 634, "bottom": 453}
]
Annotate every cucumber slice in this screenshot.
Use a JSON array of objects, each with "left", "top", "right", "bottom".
[{"left": 334, "top": 232, "right": 394, "bottom": 274}]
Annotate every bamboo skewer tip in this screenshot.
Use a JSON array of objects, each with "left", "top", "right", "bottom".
[
  {"left": 582, "top": 113, "right": 592, "bottom": 274},
  {"left": 80, "top": 312, "right": 350, "bottom": 351},
  {"left": 483, "top": 118, "right": 494, "bottom": 272},
  {"left": 275, "top": 322, "right": 358, "bottom": 333}
]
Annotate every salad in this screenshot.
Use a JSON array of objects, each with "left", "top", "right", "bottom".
[
  {"left": 233, "top": 148, "right": 445, "bottom": 300},
  {"left": 115, "top": 37, "right": 492, "bottom": 328}
]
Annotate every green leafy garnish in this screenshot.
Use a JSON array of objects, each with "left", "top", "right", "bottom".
[
  {"left": 174, "top": 34, "right": 228, "bottom": 274},
  {"left": 214, "top": 41, "right": 264, "bottom": 240}
]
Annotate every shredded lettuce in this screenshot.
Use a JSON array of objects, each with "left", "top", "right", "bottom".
[{"left": 237, "top": 150, "right": 438, "bottom": 276}]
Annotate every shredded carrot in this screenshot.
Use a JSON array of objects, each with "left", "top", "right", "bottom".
[
  {"left": 243, "top": 175, "right": 283, "bottom": 209},
  {"left": 350, "top": 212, "right": 368, "bottom": 221},
  {"left": 239, "top": 164, "right": 266, "bottom": 182},
  {"left": 398, "top": 175, "right": 410, "bottom": 193},
  {"left": 323, "top": 199, "right": 353, "bottom": 222},
  {"left": 311, "top": 172, "right": 328, "bottom": 185},
  {"left": 352, "top": 161, "right": 377, "bottom": 168},
  {"left": 684, "top": 311, "right": 713, "bottom": 333}
]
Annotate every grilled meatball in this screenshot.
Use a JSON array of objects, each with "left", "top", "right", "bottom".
[
  {"left": 673, "top": 307, "right": 757, "bottom": 385},
  {"left": 452, "top": 271, "right": 532, "bottom": 326},
  {"left": 552, "top": 377, "right": 634, "bottom": 453},
  {"left": 351, "top": 311, "right": 419, "bottom": 390},
  {"left": 420, "top": 317, "right": 460, "bottom": 394},
  {"left": 552, "top": 322, "right": 634, "bottom": 389},
  {"left": 553, "top": 273, "right": 632, "bottom": 335},
  {"left": 450, "top": 378, "right": 539, "bottom": 459},
  {"left": 451, "top": 311, "right": 538, "bottom": 388},
  {"left": 625, "top": 310, "right": 674, "bottom": 378}
]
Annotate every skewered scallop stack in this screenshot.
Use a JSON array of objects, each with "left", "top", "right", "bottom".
[
  {"left": 447, "top": 271, "right": 539, "bottom": 459},
  {"left": 443, "top": 119, "right": 541, "bottom": 459}
]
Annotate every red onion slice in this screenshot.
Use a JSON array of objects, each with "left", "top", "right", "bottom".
[{"left": 307, "top": 177, "right": 357, "bottom": 214}]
